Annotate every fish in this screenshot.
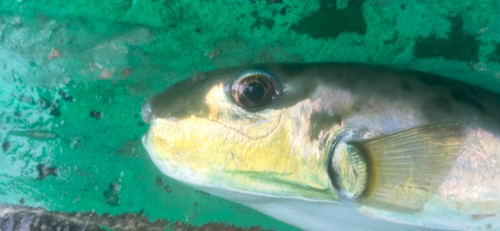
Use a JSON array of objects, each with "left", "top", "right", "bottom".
[{"left": 141, "top": 63, "right": 500, "bottom": 231}]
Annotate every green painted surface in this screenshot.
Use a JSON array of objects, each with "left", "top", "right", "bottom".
[
  {"left": 1, "top": 0, "right": 500, "bottom": 230},
  {"left": 413, "top": 16, "right": 480, "bottom": 64},
  {"left": 291, "top": 0, "right": 367, "bottom": 40}
]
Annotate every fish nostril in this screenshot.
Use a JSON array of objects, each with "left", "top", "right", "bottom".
[{"left": 141, "top": 100, "right": 153, "bottom": 124}]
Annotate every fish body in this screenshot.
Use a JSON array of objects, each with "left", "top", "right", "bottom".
[{"left": 141, "top": 63, "right": 500, "bottom": 231}]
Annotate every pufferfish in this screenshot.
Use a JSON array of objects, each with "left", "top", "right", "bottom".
[{"left": 141, "top": 63, "right": 500, "bottom": 231}]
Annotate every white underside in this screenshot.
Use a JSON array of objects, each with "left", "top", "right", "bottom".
[{"left": 188, "top": 183, "right": 439, "bottom": 231}]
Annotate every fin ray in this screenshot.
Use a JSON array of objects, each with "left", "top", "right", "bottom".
[{"left": 359, "top": 124, "right": 465, "bottom": 213}]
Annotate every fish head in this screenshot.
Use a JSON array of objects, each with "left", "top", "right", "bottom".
[
  {"left": 141, "top": 63, "right": 472, "bottom": 231},
  {"left": 141, "top": 64, "right": 339, "bottom": 202}
]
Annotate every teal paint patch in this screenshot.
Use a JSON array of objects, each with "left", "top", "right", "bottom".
[
  {"left": 486, "top": 43, "right": 500, "bottom": 64},
  {"left": 250, "top": 11, "right": 275, "bottom": 31},
  {"left": 103, "top": 183, "right": 121, "bottom": 206},
  {"left": 290, "top": 0, "right": 367, "bottom": 40},
  {"left": 413, "top": 16, "right": 480, "bottom": 64},
  {"left": 383, "top": 33, "right": 398, "bottom": 46}
]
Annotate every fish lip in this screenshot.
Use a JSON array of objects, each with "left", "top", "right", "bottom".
[
  {"left": 142, "top": 131, "right": 174, "bottom": 177},
  {"left": 141, "top": 99, "right": 153, "bottom": 124}
]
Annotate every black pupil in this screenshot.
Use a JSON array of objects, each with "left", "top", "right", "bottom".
[{"left": 243, "top": 82, "right": 266, "bottom": 102}]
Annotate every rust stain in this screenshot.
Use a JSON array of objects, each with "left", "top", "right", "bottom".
[
  {"left": 0, "top": 203, "right": 271, "bottom": 231},
  {"left": 0, "top": 203, "right": 169, "bottom": 231},
  {"left": 470, "top": 213, "right": 496, "bottom": 220},
  {"left": 100, "top": 68, "right": 115, "bottom": 80},
  {"left": 121, "top": 67, "right": 132, "bottom": 77},
  {"left": 48, "top": 48, "right": 61, "bottom": 59},
  {"left": 171, "top": 220, "right": 271, "bottom": 231}
]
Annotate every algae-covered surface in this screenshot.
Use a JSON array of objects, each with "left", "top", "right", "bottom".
[{"left": 1, "top": 0, "right": 500, "bottom": 230}]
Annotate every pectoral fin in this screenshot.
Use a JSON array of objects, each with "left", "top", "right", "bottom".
[{"left": 329, "top": 124, "right": 465, "bottom": 213}]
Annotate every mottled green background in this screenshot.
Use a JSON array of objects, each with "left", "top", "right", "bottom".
[{"left": 1, "top": 0, "right": 500, "bottom": 230}]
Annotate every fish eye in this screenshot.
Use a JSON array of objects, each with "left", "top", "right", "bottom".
[{"left": 230, "top": 70, "right": 282, "bottom": 111}]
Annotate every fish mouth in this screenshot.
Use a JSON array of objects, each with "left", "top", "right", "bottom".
[
  {"left": 140, "top": 115, "right": 278, "bottom": 188},
  {"left": 141, "top": 117, "right": 205, "bottom": 184},
  {"left": 141, "top": 130, "right": 175, "bottom": 178}
]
